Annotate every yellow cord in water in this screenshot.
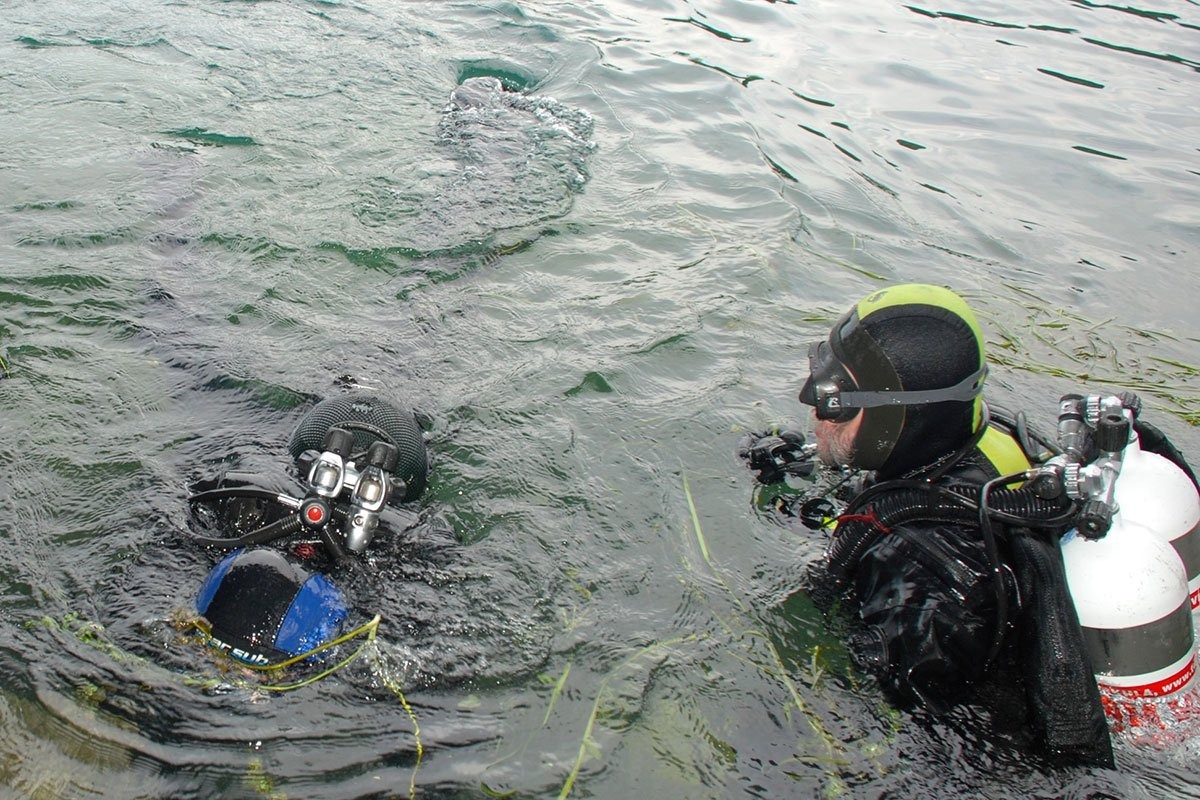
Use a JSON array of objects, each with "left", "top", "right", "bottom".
[
  {"left": 39, "top": 610, "right": 424, "bottom": 796},
  {"left": 187, "top": 614, "right": 381, "bottom": 690},
  {"left": 257, "top": 616, "right": 382, "bottom": 692},
  {"left": 187, "top": 613, "right": 424, "bottom": 795},
  {"left": 374, "top": 660, "right": 424, "bottom": 800}
]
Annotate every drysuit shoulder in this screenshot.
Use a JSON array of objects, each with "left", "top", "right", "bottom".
[{"left": 850, "top": 521, "right": 1013, "bottom": 710}]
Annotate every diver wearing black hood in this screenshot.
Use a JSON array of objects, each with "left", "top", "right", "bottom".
[
  {"left": 743, "top": 284, "right": 1117, "bottom": 766},
  {"left": 186, "top": 393, "right": 431, "bottom": 670},
  {"left": 799, "top": 285, "right": 1036, "bottom": 697},
  {"left": 798, "top": 283, "right": 1009, "bottom": 480}
]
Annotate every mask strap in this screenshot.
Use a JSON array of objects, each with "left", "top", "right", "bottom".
[{"left": 838, "top": 365, "right": 986, "bottom": 410}]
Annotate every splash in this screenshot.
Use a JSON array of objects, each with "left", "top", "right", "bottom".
[{"left": 416, "top": 76, "right": 595, "bottom": 252}]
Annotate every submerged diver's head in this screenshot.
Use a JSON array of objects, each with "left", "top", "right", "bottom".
[
  {"left": 195, "top": 548, "right": 348, "bottom": 666},
  {"left": 799, "top": 284, "right": 987, "bottom": 478}
]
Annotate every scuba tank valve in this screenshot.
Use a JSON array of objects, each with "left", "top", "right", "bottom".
[
  {"left": 307, "top": 427, "right": 355, "bottom": 498},
  {"left": 299, "top": 427, "right": 406, "bottom": 553},
  {"left": 345, "top": 440, "right": 401, "bottom": 552}
]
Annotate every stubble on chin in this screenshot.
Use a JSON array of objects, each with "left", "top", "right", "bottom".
[{"left": 815, "top": 418, "right": 857, "bottom": 468}]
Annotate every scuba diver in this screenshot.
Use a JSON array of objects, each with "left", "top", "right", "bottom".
[
  {"left": 739, "top": 283, "right": 1200, "bottom": 767},
  {"left": 185, "top": 392, "right": 431, "bottom": 671}
]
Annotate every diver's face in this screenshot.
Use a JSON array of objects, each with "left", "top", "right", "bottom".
[
  {"left": 805, "top": 347, "right": 863, "bottom": 467},
  {"left": 813, "top": 410, "right": 861, "bottom": 467}
]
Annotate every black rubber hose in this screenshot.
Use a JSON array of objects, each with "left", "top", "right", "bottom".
[
  {"left": 826, "top": 482, "right": 1075, "bottom": 580},
  {"left": 189, "top": 513, "right": 304, "bottom": 549},
  {"left": 319, "top": 527, "right": 348, "bottom": 561},
  {"left": 189, "top": 487, "right": 354, "bottom": 556},
  {"left": 187, "top": 486, "right": 301, "bottom": 509},
  {"left": 979, "top": 475, "right": 1014, "bottom": 670},
  {"left": 989, "top": 404, "right": 1060, "bottom": 462},
  {"left": 320, "top": 507, "right": 350, "bottom": 561}
]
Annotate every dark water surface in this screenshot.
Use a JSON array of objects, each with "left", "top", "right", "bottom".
[{"left": 2, "top": 0, "right": 1199, "bottom": 798}]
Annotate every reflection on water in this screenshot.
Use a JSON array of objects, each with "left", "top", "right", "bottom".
[{"left": 1, "top": 0, "right": 1198, "bottom": 797}]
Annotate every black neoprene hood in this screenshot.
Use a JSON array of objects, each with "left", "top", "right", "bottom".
[{"left": 800, "top": 284, "right": 987, "bottom": 476}]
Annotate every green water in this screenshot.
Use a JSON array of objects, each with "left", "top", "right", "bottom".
[{"left": 1, "top": 0, "right": 1198, "bottom": 797}]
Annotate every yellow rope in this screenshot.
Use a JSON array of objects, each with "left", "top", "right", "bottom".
[
  {"left": 188, "top": 612, "right": 424, "bottom": 795},
  {"left": 257, "top": 619, "right": 381, "bottom": 692},
  {"left": 42, "top": 609, "right": 424, "bottom": 796},
  {"left": 374, "top": 661, "right": 424, "bottom": 800},
  {"left": 186, "top": 614, "right": 380, "bottom": 686}
]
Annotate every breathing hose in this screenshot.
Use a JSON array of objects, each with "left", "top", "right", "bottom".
[
  {"left": 825, "top": 477, "right": 1076, "bottom": 581},
  {"left": 188, "top": 513, "right": 305, "bottom": 549},
  {"left": 187, "top": 486, "right": 350, "bottom": 559}
]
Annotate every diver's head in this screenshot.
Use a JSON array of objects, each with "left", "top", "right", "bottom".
[
  {"left": 799, "top": 284, "right": 987, "bottom": 478},
  {"left": 194, "top": 548, "right": 348, "bottom": 666}
]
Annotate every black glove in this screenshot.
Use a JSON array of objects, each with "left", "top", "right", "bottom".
[{"left": 737, "top": 427, "right": 815, "bottom": 484}]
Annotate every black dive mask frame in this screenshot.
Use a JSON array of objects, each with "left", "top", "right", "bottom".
[{"left": 799, "top": 339, "right": 987, "bottom": 422}]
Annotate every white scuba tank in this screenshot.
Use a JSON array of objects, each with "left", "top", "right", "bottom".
[
  {"left": 1061, "top": 509, "right": 1198, "bottom": 739},
  {"left": 1114, "top": 431, "right": 1200, "bottom": 619}
]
